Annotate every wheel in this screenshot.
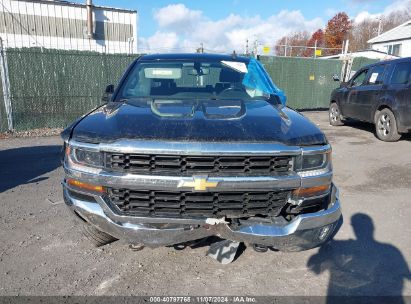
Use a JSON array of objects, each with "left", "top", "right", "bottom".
[
  {"left": 329, "top": 102, "right": 344, "bottom": 126},
  {"left": 375, "top": 109, "right": 402, "bottom": 142},
  {"left": 82, "top": 223, "right": 117, "bottom": 247}
]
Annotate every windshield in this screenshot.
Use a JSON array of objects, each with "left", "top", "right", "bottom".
[{"left": 117, "top": 58, "right": 285, "bottom": 104}]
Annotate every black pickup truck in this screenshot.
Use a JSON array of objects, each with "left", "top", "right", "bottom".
[{"left": 61, "top": 54, "right": 341, "bottom": 259}]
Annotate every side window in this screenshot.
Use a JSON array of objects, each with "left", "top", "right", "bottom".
[
  {"left": 351, "top": 69, "right": 368, "bottom": 87},
  {"left": 366, "top": 65, "right": 386, "bottom": 85},
  {"left": 387, "top": 44, "right": 402, "bottom": 56},
  {"left": 390, "top": 62, "right": 411, "bottom": 85}
]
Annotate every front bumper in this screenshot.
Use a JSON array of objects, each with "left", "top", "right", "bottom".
[{"left": 63, "top": 184, "right": 342, "bottom": 251}]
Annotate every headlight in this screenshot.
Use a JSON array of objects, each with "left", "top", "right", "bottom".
[
  {"left": 68, "top": 146, "right": 103, "bottom": 168},
  {"left": 294, "top": 151, "right": 331, "bottom": 171}
]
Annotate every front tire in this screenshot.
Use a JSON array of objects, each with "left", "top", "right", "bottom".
[
  {"left": 82, "top": 223, "right": 117, "bottom": 247},
  {"left": 375, "top": 109, "right": 401, "bottom": 142},
  {"left": 329, "top": 102, "right": 344, "bottom": 126}
]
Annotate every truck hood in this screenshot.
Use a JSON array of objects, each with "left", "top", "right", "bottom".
[{"left": 70, "top": 99, "right": 327, "bottom": 146}]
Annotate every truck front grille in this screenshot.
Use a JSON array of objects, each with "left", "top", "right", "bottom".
[
  {"left": 107, "top": 188, "right": 290, "bottom": 218},
  {"left": 105, "top": 153, "right": 292, "bottom": 176}
]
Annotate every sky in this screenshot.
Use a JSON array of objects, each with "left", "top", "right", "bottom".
[{"left": 71, "top": 0, "right": 411, "bottom": 53}]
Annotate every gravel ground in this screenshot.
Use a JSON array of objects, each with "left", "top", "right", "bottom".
[
  {"left": 0, "top": 111, "right": 410, "bottom": 297},
  {"left": 0, "top": 128, "right": 63, "bottom": 139}
]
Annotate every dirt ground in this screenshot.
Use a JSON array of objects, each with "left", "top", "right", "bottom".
[{"left": 0, "top": 111, "right": 410, "bottom": 297}]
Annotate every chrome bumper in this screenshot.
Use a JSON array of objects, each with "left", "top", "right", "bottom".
[{"left": 63, "top": 184, "right": 342, "bottom": 251}]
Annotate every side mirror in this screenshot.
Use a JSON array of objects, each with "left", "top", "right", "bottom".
[
  {"left": 276, "top": 90, "right": 287, "bottom": 106},
  {"left": 105, "top": 84, "right": 114, "bottom": 94},
  {"left": 102, "top": 84, "right": 115, "bottom": 102},
  {"left": 269, "top": 93, "right": 286, "bottom": 106},
  {"left": 332, "top": 74, "right": 340, "bottom": 82}
]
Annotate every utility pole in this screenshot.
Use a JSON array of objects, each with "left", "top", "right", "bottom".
[
  {"left": 377, "top": 17, "right": 383, "bottom": 36},
  {"left": 245, "top": 39, "right": 249, "bottom": 55},
  {"left": 253, "top": 39, "right": 258, "bottom": 58},
  {"left": 284, "top": 37, "right": 288, "bottom": 57},
  {"left": 344, "top": 39, "right": 349, "bottom": 54},
  {"left": 86, "top": 0, "right": 94, "bottom": 39},
  {"left": 196, "top": 43, "right": 204, "bottom": 53},
  {"left": 314, "top": 39, "right": 318, "bottom": 58}
]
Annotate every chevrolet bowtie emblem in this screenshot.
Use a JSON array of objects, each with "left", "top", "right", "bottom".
[{"left": 179, "top": 178, "right": 218, "bottom": 191}]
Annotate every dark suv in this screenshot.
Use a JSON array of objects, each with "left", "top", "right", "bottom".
[{"left": 329, "top": 57, "right": 411, "bottom": 141}]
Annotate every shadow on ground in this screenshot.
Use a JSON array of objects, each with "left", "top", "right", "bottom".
[
  {"left": 342, "top": 120, "right": 411, "bottom": 141},
  {"left": 0, "top": 145, "right": 61, "bottom": 192},
  {"left": 308, "top": 213, "right": 411, "bottom": 303}
]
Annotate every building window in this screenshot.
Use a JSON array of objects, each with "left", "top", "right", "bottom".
[{"left": 387, "top": 44, "right": 402, "bottom": 56}]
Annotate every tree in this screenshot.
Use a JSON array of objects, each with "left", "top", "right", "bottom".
[
  {"left": 303, "top": 29, "right": 325, "bottom": 57},
  {"left": 348, "top": 19, "right": 379, "bottom": 52},
  {"left": 274, "top": 7, "right": 410, "bottom": 57},
  {"left": 348, "top": 9, "right": 411, "bottom": 53},
  {"left": 324, "top": 12, "right": 352, "bottom": 55},
  {"left": 275, "top": 31, "right": 310, "bottom": 57},
  {"left": 382, "top": 10, "right": 411, "bottom": 33}
]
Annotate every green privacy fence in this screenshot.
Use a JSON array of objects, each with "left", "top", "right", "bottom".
[
  {"left": 259, "top": 56, "right": 343, "bottom": 109},
  {"left": 0, "top": 49, "right": 377, "bottom": 132},
  {"left": 3, "top": 48, "right": 138, "bottom": 131},
  {"left": 351, "top": 57, "right": 379, "bottom": 74}
]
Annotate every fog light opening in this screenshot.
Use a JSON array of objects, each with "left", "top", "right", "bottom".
[{"left": 319, "top": 225, "right": 332, "bottom": 241}]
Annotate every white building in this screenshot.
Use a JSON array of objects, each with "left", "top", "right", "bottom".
[
  {"left": 0, "top": 0, "right": 138, "bottom": 54},
  {"left": 320, "top": 49, "right": 399, "bottom": 60},
  {"left": 368, "top": 20, "right": 411, "bottom": 58}
]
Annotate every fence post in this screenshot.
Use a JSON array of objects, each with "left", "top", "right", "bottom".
[{"left": 0, "top": 38, "right": 13, "bottom": 131}]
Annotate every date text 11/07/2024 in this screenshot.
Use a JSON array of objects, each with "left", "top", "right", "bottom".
[{"left": 149, "top": 296, "right": 257, "bottom": 303}]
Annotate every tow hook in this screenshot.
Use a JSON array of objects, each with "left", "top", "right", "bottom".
[{"left": 205, "top": 217, "right": 229, "bottom": 225}]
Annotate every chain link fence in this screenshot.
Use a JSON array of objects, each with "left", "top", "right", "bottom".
[
  {"left": 0, "top": 48, "right": 379, "bottom": 132},
  {"left": 260, "top": 56, "right": 343, "bottom": 109},
  {"left": 351, "top": 57, "right": 379, "bottom": 74},
  {"left": 1, "top": 48, "right": 138, "bottom": 131}
]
